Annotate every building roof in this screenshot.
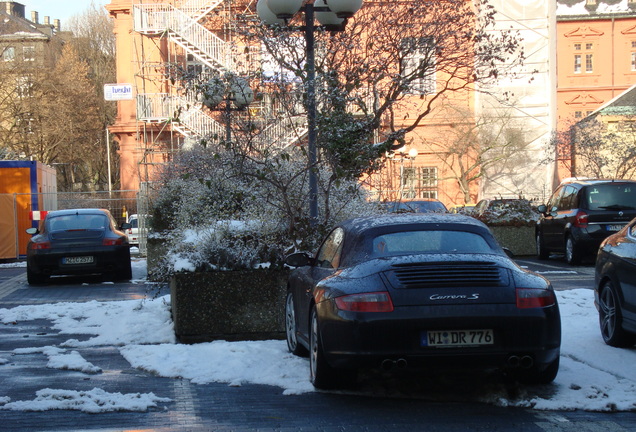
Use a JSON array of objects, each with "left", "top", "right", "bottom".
[
  {"left": 0, "top": 1, "right": 61, "bottom": 41},
  {"left": 589, "top": 84, "right": 636, "bottom": 117},
  {"left": 557, "top": 0, "right": 636, "bottom": 19}
]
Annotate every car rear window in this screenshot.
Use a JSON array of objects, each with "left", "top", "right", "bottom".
[
  {"left": 47, "top": 214, "right": 108, "bottom": 231},
  {"left": 585, "top": 184, "right": 636, "bottom": 211},
  {"left": 370, "top": 230, "right": 495, "bottom": 257}
]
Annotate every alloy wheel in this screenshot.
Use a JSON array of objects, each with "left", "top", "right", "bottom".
[
  {"left": 310, "top": 310, "right": 318, "bottom": 383},
  {"left": 285, "top": 293, "right": 298, "bottom": 353},
  {"left": 599, "top": 283, "right": 618, "bottom": 343}
]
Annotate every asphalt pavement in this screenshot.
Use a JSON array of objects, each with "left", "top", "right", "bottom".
[{"left": 0, "top": 260, "right": 634, "bottom": 432}]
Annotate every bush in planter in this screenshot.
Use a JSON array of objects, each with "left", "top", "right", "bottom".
[
  {"left": 147, "top": 147, "right": 379, "bottom": 276},
  {"left": 147, "top": 148, "right": 379, "bottom": 341},
  {"left": 473, "top": 199, "right": 539, "bottom": 227},
  {"left": 472, "top": 199, "right": 539, "bottom": 256}
]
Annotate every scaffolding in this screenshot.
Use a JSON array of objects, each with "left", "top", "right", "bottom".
[{"left": 129, "top": 0, "right": 308, "bottom": 189}]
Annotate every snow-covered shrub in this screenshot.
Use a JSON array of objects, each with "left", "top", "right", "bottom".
[
  {"left": 149, "top": 147, "right": 377, "bottom": 276},
  {"left": 473, "top": 199, "right": 539, "bottom": 227}
]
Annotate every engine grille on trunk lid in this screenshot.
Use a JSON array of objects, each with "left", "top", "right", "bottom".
[{"left": 386, "top": 261, "right": 505, "bottom": 289}]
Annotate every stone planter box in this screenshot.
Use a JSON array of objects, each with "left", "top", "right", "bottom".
[
  {"left": 170, "top": 269, "right": 289, "bottom": 343},
  {"left": 489, "top": 226, "right": 536, "bottom": 257}
]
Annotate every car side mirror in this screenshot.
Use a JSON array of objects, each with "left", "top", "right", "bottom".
[
  {"left": 285, "top": 252, "right": 311, "bottom": 267},
  {"left": 537, "top": 204, "right": 547, "bottom": 214},
  {"left": 120, "top": 223, "right": 132, "bottom": 230},
  {"left": 26, "top": 227, "right": 38, "bottom": 235}
]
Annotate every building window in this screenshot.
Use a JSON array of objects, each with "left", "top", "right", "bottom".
[
  {"left": 632, "top": 52, "right": 636, "bottom": 71},
  {"left": 402, "top": 167, "right": 417, "bottom": 199},
  {"left": 3, "top": 46, "right": 15, "bottom": 62},
  {"left": 574, "top": 55, "right": 581, "bottom": 73},
  {"left": 396, "top": 166, "right": 439, "bottom": 199},
  {"left": 401, "top": 37, "right": 436, "bottom": 95},
  {"left": 22, "top": 46, "right": 35, "bottom": 62},
  {"left": 575, "top": 111, "right": 582, "bottom": 118},
  {"left": 16, "top": 76, "right": 33, "bottom": 98},
  {"left": 573, "top": 42, "right": 594, "bottom": 73},
  {"left": 420, "top": 167, "right": 438, "bottom": 199}
]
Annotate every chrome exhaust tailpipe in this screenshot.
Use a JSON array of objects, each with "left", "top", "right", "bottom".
[
  {"left": 507, "top": 356, "right": 520, "bottom": 368},
  {"left": 520, "top": 356, "right": 534, "bottom": 369},
  {"left": 381, "top": 358, "right": 408, "bottom": 370}
]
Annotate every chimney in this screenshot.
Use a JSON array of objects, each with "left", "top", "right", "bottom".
[
  {"left": 54, "top": 19, "right": 60, "bottom": 31},
  {"left": 43, "top": 16, "right": 50, "bottom": 26},
  {"left": 2, "top": 2, "right": 25, "bottom": 18},
  {"left": 31, "top": 10, "right": 38, "bottom": 23}
]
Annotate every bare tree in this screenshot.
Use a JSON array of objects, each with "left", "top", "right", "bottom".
[
  {"left": 564, "top": 116, "right": 636, "bottom": 179},
  {"left": 162, "top": 0, "right": 526, "bottom": 242},
  {"left": 0, "top": 3, "right": 116, "bottom": 191},
  {"left": 235, "top": 0, "right": 525, "bottom": 220},
  {"left": 415, "top": 105, "right": 532, "bottom": 204},
  {"left": 67, "top": 2, "right": 117, "bottom": 189}
]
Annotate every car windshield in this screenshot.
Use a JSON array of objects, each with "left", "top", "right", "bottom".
[
  {"left": 47, "top": 214, "right": 108, "bottom": 231},
  {"left": 369, "top": 230, "right": 495, "bottom": 257},
  {"left": 585, "top": 184, "right": 636, "bottom": 211}
]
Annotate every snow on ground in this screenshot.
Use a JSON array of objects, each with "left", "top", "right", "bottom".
[
  {"left": 0, "top": 261, "right": 26, "bottom": 268},
  {"left": 1, "top": 260, "right": 636, "bottom": 412}
]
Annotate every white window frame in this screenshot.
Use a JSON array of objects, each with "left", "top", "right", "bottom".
[
  {"left": 22, "top": 46, "right": 35, "bottom": 62},
  {"left": 401, "top": 37, "right": 436, "bottom": 95},
  {"left": 3, "top": 46, "right": 15, "bottom": 62}
]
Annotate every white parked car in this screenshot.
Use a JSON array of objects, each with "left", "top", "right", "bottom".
[
  {"left": 125, "top": 214, "right": 151, "bottom": 247},
  {"left": 125, "top": 214, "right": 140, "bottom": 246}
]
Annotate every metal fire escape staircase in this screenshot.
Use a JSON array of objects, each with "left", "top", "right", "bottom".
[{"left": 133, "top": 0, "right": 308, "bottom": 148}]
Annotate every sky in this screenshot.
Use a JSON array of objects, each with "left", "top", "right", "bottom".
[
  {"left": 19, "top": 0, "right": 110, "bottom": 28},
  {"left": 1, "top": 260, "right": 636, "bottom": 412}
]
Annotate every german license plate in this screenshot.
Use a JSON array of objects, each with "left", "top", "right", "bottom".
[
  {"left": 422, "top": 329, "right": 494, "bottom": 347},
  {"left": 607, "top": 225, "right": 623, "bottom": 232},
  {"left": 63, "top": 256, "right": 94, "bottom": 265}
]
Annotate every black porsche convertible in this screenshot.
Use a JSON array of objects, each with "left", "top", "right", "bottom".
[{"left": 284, "top": 213, "right": 561, "bottom": 389}]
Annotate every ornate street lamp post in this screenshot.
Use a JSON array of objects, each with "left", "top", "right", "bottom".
[
  {"left": 201, "top": 74, "right": 255, "bottom": 143},
  {"left": 256, "top": 0, "right": 363, "bottom": 225}
]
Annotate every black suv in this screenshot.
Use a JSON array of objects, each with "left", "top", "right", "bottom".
[{"left": 536, "top": 179, "right": 636, "bottom": 264}]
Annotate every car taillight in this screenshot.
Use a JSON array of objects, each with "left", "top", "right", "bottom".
[
  {"left": 31, "top": 241, "right": 51, "bottom": 250},
  {"left": 574, "top": 210, "right": 588, "bottom": 228},
  {"left": 334, "top": 292, "right": 394, "bottom": 312},
  {"left": 516, "top": 288, "right": 556, "bottom": 309},
  {"left": 103, "top": 238, "right": 124, "bottom": 246}
]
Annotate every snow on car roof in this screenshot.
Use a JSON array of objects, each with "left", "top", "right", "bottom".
[{"left": 341, "top": 213, "right": 487, "bottom": 235}]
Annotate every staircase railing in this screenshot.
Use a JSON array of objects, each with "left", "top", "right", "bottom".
[
  {"left": 133, "top": 4, "right": 231, "bottom": 71},
  {"left": 258, "top": 115, "right": 308, "bottom": 151},
  {"left": 133, "top": 2, "right": 308, "bottom": 149},
  {"left": 178, "top": 0, "right": 225, "bottom": 21},
  {"left": 136, "top": 93, "right": 225, "bottom": 139}
]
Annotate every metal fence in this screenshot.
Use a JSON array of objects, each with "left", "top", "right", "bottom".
[{"left": 0, "top": 190, "right": 150, "bottom": 260}]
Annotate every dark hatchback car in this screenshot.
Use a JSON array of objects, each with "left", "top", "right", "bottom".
[
  {"left": 595, "top": 217, "right": 636, "bottom": 347},
  {"left": 536, "top": 179, "right": 636, "bottom": 265},
  {"left": 284, "top": 214, "right": 561, "bottom": 389},
  {"left": 26, "top": 208, "right": 132, "bottom": 284}
]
